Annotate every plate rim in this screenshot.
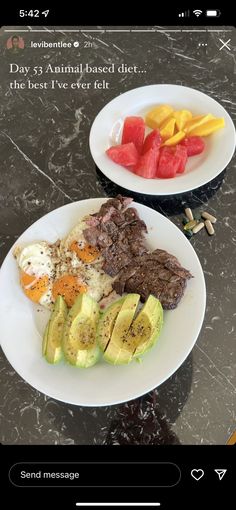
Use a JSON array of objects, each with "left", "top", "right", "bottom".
[
  {"left": 89, "top": 83, "right": 236, "bottom": 196},
  {"left": 0, "top": 198, "right": 206, "bottom": 406}
]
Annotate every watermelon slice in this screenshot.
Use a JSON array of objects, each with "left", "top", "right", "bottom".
[
  {"left": 175, "top": 145, "right": 188, "bottom": 174},
  {"left": 157, "top": 147, "right": 179, "bottom": 178},
  {"left": 106, "top": 143, "right": 139, "bottom": 167},
  {"left": 180, "top": 136, "right": 205, "bottom": 156},
  {"left": 134, "top": 148, "right": 160, "bottom": 179},
  {"left": 142, "top": 129, "right": 162, "bottom": 154},
  {"left": 122, "top": 116, "right": 145, "bottom": 154}
]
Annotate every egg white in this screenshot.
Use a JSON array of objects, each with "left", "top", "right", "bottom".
[
  {"left": 14, "top": 241, "right": 55, "bottom": 309},
  {"left": 16, "top": 241, "right": 55, "bottom": 279}
]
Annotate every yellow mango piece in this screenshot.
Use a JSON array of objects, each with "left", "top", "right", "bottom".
[
  {"left": 184, "top": 115, "right": 205, "bottom": 130},
  {"left": 173, "top": 110, "right": 192, "bottom": 131},
  {"left": 185, "top": 114, "right": 215, "bottom": 134},
  {"left": 160, "top": 118, "right": 176, "bottom": 140},
  {"left": 164, "top": 131, "right": 186, "bottom": 146},
  {"left": 189, "top": 118, "right": 225, "bottom": 136},
  {"left": 145, "top": 104, "right": 174, "bottom": 129}
]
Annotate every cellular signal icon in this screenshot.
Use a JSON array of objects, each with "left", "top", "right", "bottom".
[{"left": 178, "top": 10, "right": 190, "bottom": 17}]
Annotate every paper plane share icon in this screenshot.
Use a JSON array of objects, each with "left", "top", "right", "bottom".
[{"left": 214, "top": 469, "right": 227, "bottom": 480}]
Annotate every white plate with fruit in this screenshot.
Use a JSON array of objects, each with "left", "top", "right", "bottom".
[
  {"left": 90, "top": 84, "right": 236, "bottom": 195},
  {"left": 0, "top": 198, "right": 206, "bottom": 406}
]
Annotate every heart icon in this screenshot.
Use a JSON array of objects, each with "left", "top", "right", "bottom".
[{"left": 191, "top": 469, "right": 204, "bottom": 481}]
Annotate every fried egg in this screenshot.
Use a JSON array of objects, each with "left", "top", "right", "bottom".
[
  {"left": 60, "top": 216, "right": 114, "bottom": 303},
  {"left": 14, "top": 241, "right": 55, "bottom": 308},
  {"left": 62, "top": 216, "right": 101, "bottom": 262},
  {"left": 14, "top": 216, "right": 114, "bottom": 310}
]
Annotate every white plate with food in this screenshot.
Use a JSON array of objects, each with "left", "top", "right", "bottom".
[
  {"left": 0, "top": 197, "right": 206, "bottom": 406},
  {"left": 89, "top": 84, "right": 235, "bottom": 195}
]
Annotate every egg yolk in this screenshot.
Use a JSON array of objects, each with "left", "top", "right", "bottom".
[
  {"left": 70, "top": 241, "right": 100, "bottom": 263},
  {"left": 20, "top": 271, "right": 49, "bottom": 303},
  {"left": 52, "top": 275, "right": 87, "bottom": 307}
]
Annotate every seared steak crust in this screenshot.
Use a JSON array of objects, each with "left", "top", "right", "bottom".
[{"left": 113, "top": 249, "right": 192, "bottom": 310}]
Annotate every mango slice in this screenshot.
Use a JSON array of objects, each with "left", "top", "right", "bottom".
[
  {"left": 145, "top": 104, "right": 174, "bottom": 129},
  {"left": 145, "top": 105, "right": 225, "bottom": 143},
  {"left": 164, "top": 131, "right": 186, "bottom": 146},
  {"left": 160, "top": 117, "right": 176, "bottom": 140},
  {"left": 185, "top": 114, "right": 215, "bottom": 134},
  {"left": 189, "top": 118, "right": 225, "bottom": 136},
  {"left": 173, "top": 110, "right": 192, "bottom": 131}
]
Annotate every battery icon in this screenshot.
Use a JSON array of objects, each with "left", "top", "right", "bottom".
[{"left": 206, "top": 9, "right": 221, "bottom": 17}]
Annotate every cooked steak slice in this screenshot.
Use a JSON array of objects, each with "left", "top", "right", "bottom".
[
  {"left": 125, "top": 278, "right": 146, "bottom": 298},
  {"left": 148, "top": 267, "right": 173, "bottom": 282},
  {"left": 112, "top": 278, "right": 130, "bottom": 296},
  {"left": 167, "top": 265, "right": 192, "bottom": 280},
  {"left": 160, "top": 280, "right": 186, "bottom": 310},
  {"left": 83, "top": 196, "right": 147, "bottom": 276},
  {"left": 110, "top": 209, "right": 126, "bottom": 226},
  {"left": 101, "top": 220, "right": 118, "bottom": 236},
  {"left": 124, "top": 207, "right": 141, "bottom": 223},
  {"left": 119, "top": 195, "right": 133, "bottom": 208},
  {"left": 129, "top": 220, "right": 147, "bottom": 234},
  {"left": 97, "top": 232, "right": 113, "bottom": 248},
  {"left": 103, "top": 251, "right": 132, "bottom": 277},
  {"left": 83, "top": 227, "right": 113, "bottom": 249},
  {"left": 86, "top": 216, "right": 100, "bottom": 227},
  {"left": 100, "top": 206, "right": 117, "bottom": 223},
  {"left": 141, "top": 249, "right": 192, "bottom": 279},
  {"left": 86, "top": 198, "right": 192, "bottom": 310},
  {"left": 130, "top": 241, "right": 147, "bottom": 256},
  {"left": 83, "top": 227, "right": 100, "bottom": 246},
  {"left": 125, "top": 271, "right": 186, "bottom": 309},
  {"left": 112, "top": 249, "right": 193, "bottom": 309},
  {"left": 112, "top": 265, "right": 140, "bottom": 295},
  {"left": 142, "top": 249, "right": 181, "bottom": 266},
  {"left": 126, "top": 221, "right": 148, "bottom": 237},
  {"left": 100, "top": 197, "right": 123, "bottom": 212},
  {"left": 95, "top": 195, "right": 132, "bottom": 222}
]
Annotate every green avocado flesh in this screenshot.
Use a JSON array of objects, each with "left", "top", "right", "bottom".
[
  {"left": 42, "top": 322, "right": 49, "bottom": 357},
  {"left": 43, "top": 295, "right": 68, "bottom": 364},
  {"left": 62, "top": 293, "right": 100, "bottom": 368},
  {"left": 96, "top": 297, "right": 125, "bottom": 352},
  {"left": 104, "top": 293, "right": 140, "bottom": 365},
  {"left": 98, "top": 294, "right": 163, "bottom": 365},
  {"left": 43, "top": 292, "right": 163, "bottom": 368},
  {"left": 129, "top": 294, "right": 163, "bottom": 357}
]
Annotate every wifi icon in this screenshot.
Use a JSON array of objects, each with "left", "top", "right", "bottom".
[{"left": 193, "top": 9, "right": 203, "bottom": 16}]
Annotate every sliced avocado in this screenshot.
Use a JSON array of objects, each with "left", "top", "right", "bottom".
[
  {"left": 42, "top": 322, "right": 49, "bottom": 357},
  {"left": 97, "top": 297, "right": 125, "bottom": 352},
  {"left": 43, "top": 296, "right": 68, "bottom": 364},
  {"left": 63, "top": 293, "right": 100, "bottom": 368},
  {"left": 104, "top": 293, "right": 140, "bottom": 365},
  {"left": 131, "top": 295, "right": 163, "bottom": 357}
]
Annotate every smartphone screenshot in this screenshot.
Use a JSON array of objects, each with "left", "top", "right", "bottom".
[{"left": 0, "top": 6, "right": 235, "bottom": 509}]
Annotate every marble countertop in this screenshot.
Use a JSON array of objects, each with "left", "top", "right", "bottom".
[{"left": 0, "top": 26, "right": 235, "bottom": 445}]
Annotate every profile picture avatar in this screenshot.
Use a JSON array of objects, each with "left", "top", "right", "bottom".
[{"left": 6, "top": 35, "right": 25, "bottom": 53}]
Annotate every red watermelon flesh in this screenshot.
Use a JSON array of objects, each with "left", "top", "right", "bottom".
[
  {"left": 106, "top": 143, "right": 139, "bottom": 167},
  {"left": 134, "top": 148, "right": 160, "bottom": 179},
  {"left": 180, "top": 136, "right": 205, "bottom": 156},
  {"left": 122, "top": 116, "right": 145, "bottom": 154},
  {"left": 175, "top": 145, "right": 188, "bottom": 174},
  {"left": 142, "top": 129, "right": 162, "bottom": 154},
  {"left": 157, "top": 147, "right": 179, "bottom": 178}
]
